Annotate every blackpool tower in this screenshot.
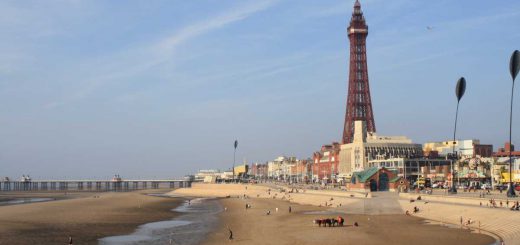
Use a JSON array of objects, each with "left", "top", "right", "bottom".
[{"left": 342, "top": 0, "right": 376, "bottom": 144}]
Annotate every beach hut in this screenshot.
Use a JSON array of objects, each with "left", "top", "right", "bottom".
[{"left": 346, "top": 167, "right": 409, "bottom": 192}]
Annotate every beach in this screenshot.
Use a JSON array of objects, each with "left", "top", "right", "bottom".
[
  {"left": 0, "top": 184, "right": 500, "bottom": 245},
  {"left": 171, "top": 183, "right": 496, "bottom": 245},
  {"left": 0, "top": 190, "right": 183, "bottom": 244}
]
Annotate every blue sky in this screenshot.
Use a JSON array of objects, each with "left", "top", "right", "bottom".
[{"left": 1, "top": 0, "right": 519, "bottom": 179}]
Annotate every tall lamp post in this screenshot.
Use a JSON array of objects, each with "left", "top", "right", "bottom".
[
  {"left": 233, "top": 140, "right": 238, "bottom": 182},
  {"left": 449, "top": 77, "right": 466, "bottom": 194},
  {"left": 507, "top": 50, "right": 520, "bottom": 197}
]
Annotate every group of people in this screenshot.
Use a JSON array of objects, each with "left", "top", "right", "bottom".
[
  {"left": 313, "top": 216, "right": 345, "bottom": 227},
  {"left": 479, "top": 198, "right": 520, "bottom": 210},
  {"left": 459, "top": 216, "right": 475, "bottom": 228},
  {"left": 405, "top": 206, "right": 420, "bottom": 215}
]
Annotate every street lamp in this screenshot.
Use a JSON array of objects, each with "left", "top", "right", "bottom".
[
  {"left": 233, "top": 140, "right": 238, "bottom": 182},
  {"left": 449, "top": 77, "right": 466, "bottom": 194},
  {"left": 507, "top": 50, "right": 520, "bottom": 197}
]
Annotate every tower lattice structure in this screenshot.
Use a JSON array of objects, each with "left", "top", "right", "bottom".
[{"left": 342, "top": 0, "right": 376, "bottom": 144}]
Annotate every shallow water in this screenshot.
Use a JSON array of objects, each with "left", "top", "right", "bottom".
[
  {"left": 99, "top": 197, "right": 222, "bottom": 245},
  {"left": 0, "top": 197, "right": 55, "bottom": 206}
]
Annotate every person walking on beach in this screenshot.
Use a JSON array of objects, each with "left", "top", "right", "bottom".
[
  {"left": 68, "top": 236, "right": 73, "bottom": 245},
  {"left": 289, "top": 206, "right": 292, "bottom": 213},
  {"left": 228, "top": 227, "right": 233, "bottom": 241}
]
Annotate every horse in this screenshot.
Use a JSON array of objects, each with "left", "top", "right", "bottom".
[
  {"left": 313, "top": 219, "right": 323, "bottom": 227},
  {"left": 323, "top": 218, "right": 334, "bottom": 227},
  {"left": 336, "top": 216, "right": 344, "bottom": 226}
]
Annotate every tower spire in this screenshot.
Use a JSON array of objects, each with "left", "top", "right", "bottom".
[{"left": 342, "top": 0, "right": 376, "bottom": 144}]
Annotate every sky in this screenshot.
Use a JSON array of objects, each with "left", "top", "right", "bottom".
[{"left": 1, "top": 0, "right": 520, "bottom": 179}]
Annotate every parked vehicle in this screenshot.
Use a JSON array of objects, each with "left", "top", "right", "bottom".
[
  {"left": 432, "top": 182, "right": 445, "bottom": 188},
  {"left": 480, "top": 183, "right": 492, "bottom": 190}
]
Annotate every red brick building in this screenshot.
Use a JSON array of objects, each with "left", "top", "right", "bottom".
[
  {"left": 250, "top": 163, "right": 268, "bottom": 179},
  {"left": 312, "top": 142, "right": 340, "bottom": 182},
  {"left": 289, "top": 159, "right": 312, "bottom": 182},
  {"left": 473, "top": 144, "right": 493, "bottom": 157},
  {"left": 495, "top": 142, "right": 520, "bottom": 157}
]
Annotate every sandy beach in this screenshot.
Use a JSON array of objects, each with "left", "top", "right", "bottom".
[
  {"left": 171, "top": 183, "right": 496, "bottom": 245},
  {"left": 0, "top": 184, "right": 499, "bottom": 245},
  {"left": 0, "top": 190, "right": 183, "bottom": 244},
  {"left": 200, "top": 197, "right": 494, "bottom": 245}
]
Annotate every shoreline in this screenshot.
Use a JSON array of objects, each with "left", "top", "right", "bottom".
[{"left": 0, "top": 189, "right": 184, "bottom": 244}]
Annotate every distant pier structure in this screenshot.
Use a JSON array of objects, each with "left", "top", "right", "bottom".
[{"left": 0, "top": 175, "right": 192, "bottom": 192}]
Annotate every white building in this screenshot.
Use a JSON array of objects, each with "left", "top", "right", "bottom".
[
  {"left": 339, "top": 121, "right": 423, "bottom": 177},
  {"left": 423, "top": 139, "right": 492, "bottom": 158},
  {"left": 267, "top": 156, "right": 297, "bottom": 180},
  {"left": 194, "top": 169, "right": 221, "bottom": 182}
]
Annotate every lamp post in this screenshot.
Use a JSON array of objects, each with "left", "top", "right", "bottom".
[
  {"left": 233, "top": 140, "right": 238, "bottom": 182},
  {"left": 449, "top": 77, "right": 466, "bottom": 194},
  {"left": 507, "top": 50, "right": 520, "bottom": 197}
]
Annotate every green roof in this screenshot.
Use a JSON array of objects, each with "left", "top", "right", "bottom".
[
  {"left": 351, "top": 167, "right": 401, "bottom": 183},
  {"left": 352, "top": 167, "right": 380, "bottom": 183}
]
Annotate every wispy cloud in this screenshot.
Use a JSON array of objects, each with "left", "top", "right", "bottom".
[
  {"left": 44, "top": 0, "right": 278, "bottom": 109},
  {"left": 156, "top": 1, "right": 276, "bottom": 56}
]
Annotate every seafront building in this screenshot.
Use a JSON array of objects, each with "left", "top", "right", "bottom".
[
  {"left": 194, "top": 169, "right": 221, "bottom": 182},
  {"left": 423, "top": 139, "right": 493, "bottom": 158},
  {"left": 494, "top": 142, "right": 520, "bottom": 157},
  {"left": 338, "top": 121, "right": 423, "bottom": 179},
  {"left": 250, "top": 163, "right": 268, "bottom": 180},
  {"left": 312, "top": 143, "right": 340, "bottom": 182},
  {"left": 266, "top": 156, "right": 298, "bottom": 181}
]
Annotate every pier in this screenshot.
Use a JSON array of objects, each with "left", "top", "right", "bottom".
[{"left": 0, "top": 176, "right": 191, "bottom": 192}]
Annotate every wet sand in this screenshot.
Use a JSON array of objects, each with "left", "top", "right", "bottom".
[
  {"left": 0, "top": 191, "right": 93, "bottom": 206},
  {"left": 0, "top": 190, "right": 183, "bottom": 244},
  {"left": 202, "top": 197, "right": 496, "bottom": 245}
]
